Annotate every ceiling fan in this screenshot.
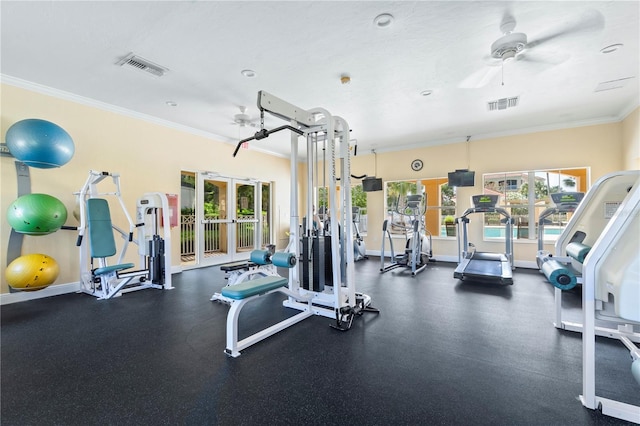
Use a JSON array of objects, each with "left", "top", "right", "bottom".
[
  {"left": 231, "top": 106, "right": 259, "bottom": 127},
  {"left": 459, "top": 8, "right": 604, "bottom": 88}
]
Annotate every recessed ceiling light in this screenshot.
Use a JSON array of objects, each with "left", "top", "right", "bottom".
[
  {"left": 374, "top": 13, "right": 394, "bottom": 28},
  {"left": 165, "top": 101, "right": 177, "bottom": 107},
  {"left": 420, "top": 90, "right": 433, "bottom": 97},
  {"left": 600, "top": 43, "right": 623, "bottom": 54},
  {"left": 241, "top": 69, "right": 257, "bottom": 78}
]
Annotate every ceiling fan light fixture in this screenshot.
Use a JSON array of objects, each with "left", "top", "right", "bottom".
[
  {"left": 491, "top": 32, "right": 527, "bottom": 59},
  {"left": 501, "top": 50, "right": 516, "bottom": 62}
]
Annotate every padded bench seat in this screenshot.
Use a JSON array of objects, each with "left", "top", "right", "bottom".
[
  {"left": 94, "top": 263, "right": 135, "bottom": 276},
  {"left": 221, "top": 276, "right": 288, "bottom": 300}
]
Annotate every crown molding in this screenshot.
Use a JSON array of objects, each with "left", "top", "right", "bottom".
[
  {"left": 374, "top": 112, "right": 635, "bottom": 155},
  {"left": 2, "top": 74, "right": 635, "bottom": 160},
  {"left": 0, "top": 74, "right": 289, "bottom": 159}
]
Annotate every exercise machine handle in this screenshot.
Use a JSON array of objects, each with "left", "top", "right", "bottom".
[{"left": 233, "top": 125, "right": 304, "bottom": 157}]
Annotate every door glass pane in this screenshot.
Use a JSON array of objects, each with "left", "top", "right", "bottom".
[
  {"left": 180, "top": 171, "right": 196, "bottom": 264},
  {"left": 262, "top": 183, "right": 271, "bottom": 246},
  {"left": 235, "top": 182, "right": 255, "bottom": 253},
  {"left": 204, "top": 179, "right": 227, "bottom": 258}
]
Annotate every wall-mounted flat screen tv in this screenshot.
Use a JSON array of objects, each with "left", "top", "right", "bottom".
[
  {"left": 362, "top": 177, "right": 383, "bottom": 192},
  {"left": 447, "top": 170, "right": 475, "bottom": 187}
]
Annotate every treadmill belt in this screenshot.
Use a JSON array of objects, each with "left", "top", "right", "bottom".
[
  {"left": 465, "top": 258, "right": 504, "bottom": 276},
  {"left": 467, "top": 252, "right": 506, "bottom": 262},
  {"left": 456, "top": 251, "right": 513, "bottom": 284}
]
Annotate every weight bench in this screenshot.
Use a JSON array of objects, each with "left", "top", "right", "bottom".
[
  {"left": 211, "top": 253, "right": 278, "bottom": 303},
  {"left": 221, "top": 251, "right": 311, "bottom": 357}
]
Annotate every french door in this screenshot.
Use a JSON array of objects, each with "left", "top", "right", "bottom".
[{"left": 180, "top": 171, "right": 266, "bottom": 268}]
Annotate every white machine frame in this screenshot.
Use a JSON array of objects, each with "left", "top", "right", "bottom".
[
  {"left": 579, "top": 170, "right": 640, "bottom": 423},
  {"left": 76, "top": 170, "right": 173, "bottom": 299},
  {"left": 224, "top": 282, "right": 314, "bottom": 357},
  {"left": 222, "top": 91, "right": 378, "bottom": 356},
  {"left": 547, "top": 171, "right": 640, "bottom": 342}
]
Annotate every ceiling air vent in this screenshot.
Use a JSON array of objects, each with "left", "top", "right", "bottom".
[
  {"left": 487, "top": 96, "right": 519, "bottom": 111},
  {"left": 594, "top": 77, "right": 634, "bottom": 92},
  {"left": 116, "top": 53, "right": 168, "bottom": 77}
]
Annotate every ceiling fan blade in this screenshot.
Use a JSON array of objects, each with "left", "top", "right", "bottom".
[
  {"left": 458, "top": 65, "right": 501, "bottom": 89},
  {"left": 517, "top": 50, "right": 570, "bottom": 66},
  {"left": 527, "top": 9, "right": 604, "bottom": 49}
]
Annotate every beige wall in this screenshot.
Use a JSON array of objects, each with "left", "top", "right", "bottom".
[
  {"left": 2, "top": 82, "right": 638, "bottom": 294},
  {"left": 1, "top": 83, "right": 291, "bottom": 294},
  {"left": 622, "top": 107, "right": 639, "bottom": 170},
  {"left": 351, "top": 121, "right": 632, "bottom": 265}
]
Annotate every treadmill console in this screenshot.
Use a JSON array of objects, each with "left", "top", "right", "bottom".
[
  {"left": 550, "top": 192, "right": 584, "bottom": 212},
  {"left": 471, "top": 194, "right": 499, "bottom": 211}
]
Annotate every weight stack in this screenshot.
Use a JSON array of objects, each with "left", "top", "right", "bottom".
[
  {"left": 301, "top": 236, "right": 333, "bottom": 292},
  {"left": 149, "top": 235, "right": 165, "bottom": 285}
]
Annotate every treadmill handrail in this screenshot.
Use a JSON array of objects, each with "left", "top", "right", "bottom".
[{"left": 460, "top": 206, "right": 513, "bottom": 219}]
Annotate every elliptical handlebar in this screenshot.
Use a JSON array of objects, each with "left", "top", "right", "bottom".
[{"left": 392, "top": 193, "right": 426, "bottom": 217}]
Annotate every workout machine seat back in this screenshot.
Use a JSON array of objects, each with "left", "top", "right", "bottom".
[
  {"left": 592, "top": 181, "right": 640, "bottom": 322},
  {"left": 556, "top": 171, "right": 639, "bottom": 257},
  {"left": 86, "top": 198, "right": 134, "bottom": 275}
]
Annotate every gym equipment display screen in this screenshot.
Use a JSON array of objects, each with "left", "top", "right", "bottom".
[
  {"left": 471, "top": 194, "right": 499, "bottom": 208},
  {"left": 551, "top": 192, "right": 584, "bottom": 211}
]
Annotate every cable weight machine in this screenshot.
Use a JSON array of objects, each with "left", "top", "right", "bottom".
[{"left": 232, "top": 91, "right": 379, "bottom": 331}]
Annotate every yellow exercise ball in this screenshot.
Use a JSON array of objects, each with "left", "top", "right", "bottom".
[{"left": 5, "top": 253, "right": 59, "bottom": 291}]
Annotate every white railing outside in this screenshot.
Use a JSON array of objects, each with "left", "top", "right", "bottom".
[{"left": 181, "top": 213, "right": 271, "bottom": 260}]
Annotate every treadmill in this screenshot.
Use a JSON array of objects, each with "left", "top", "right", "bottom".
[{"left": 454, "top": 194, "right": 514, "bottom": 285}]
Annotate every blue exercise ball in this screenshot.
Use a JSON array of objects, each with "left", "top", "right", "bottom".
[{"left": 5, "top": 119, "right": 75, "bottom": 168}]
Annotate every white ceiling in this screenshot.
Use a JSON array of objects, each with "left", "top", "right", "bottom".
[{"left": 1, "top": 1, "right": 638, "bottom": 159}]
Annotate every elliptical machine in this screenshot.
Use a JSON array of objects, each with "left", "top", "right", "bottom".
[{"left": 380, "top": 193, "right": 433, "bottom": 276}]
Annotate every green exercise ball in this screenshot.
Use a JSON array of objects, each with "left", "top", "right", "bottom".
[
  {"left": 7, "top": 193, "right": 68, "bottom": 235},
  {"left": 5, "top": 253, "right": 60, "bottom": 291}
]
